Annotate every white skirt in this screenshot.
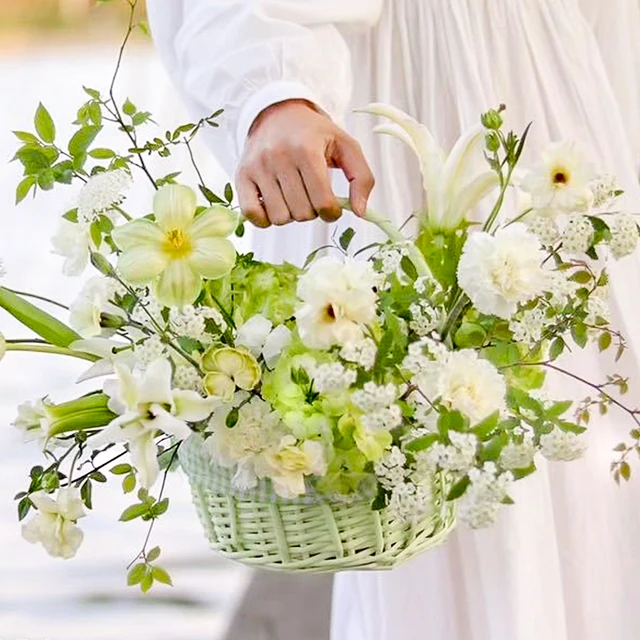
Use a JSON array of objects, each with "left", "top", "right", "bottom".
[{"left": 249, "top": 1, "right": 640, "bottom": 639}]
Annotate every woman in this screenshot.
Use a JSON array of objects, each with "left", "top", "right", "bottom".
[{"left": 148, "top": 2, "right": 640, "bottom": 639}]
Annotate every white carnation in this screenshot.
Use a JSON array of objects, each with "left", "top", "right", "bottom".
[{"left": 457, "top": 224, "right": 547, "bottom": 319}]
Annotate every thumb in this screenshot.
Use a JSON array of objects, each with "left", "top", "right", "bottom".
[{"left": 329, "top": 133, "right": 375, "bottom": 217}]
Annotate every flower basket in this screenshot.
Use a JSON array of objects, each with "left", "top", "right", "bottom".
[{"left": 180, "top": 435, "right": 456, "bottom": 572}]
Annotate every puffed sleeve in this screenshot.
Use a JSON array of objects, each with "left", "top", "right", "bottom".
[{"left": 147, "top": 0, "right": 383, "bottom": 175}]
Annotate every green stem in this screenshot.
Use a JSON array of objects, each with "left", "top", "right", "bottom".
[
  {"left": 440, "top": 294, "right": 470, "bottom": 341},
  {"left": 337, "top": 198, "right": 432, "bottom": 278},
  {"left": 2, "top": 288, "right": 69, "bottom": 311},
  {"left": 5, "top": 344, "right": 98, "bottom": 362},
  {"left": 482, "top": 166, "right": 516, "bottom": 233}
]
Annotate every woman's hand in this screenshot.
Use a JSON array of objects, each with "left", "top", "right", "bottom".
[{"left": 236, "top": 99, "right": 375, "bottom": 228}]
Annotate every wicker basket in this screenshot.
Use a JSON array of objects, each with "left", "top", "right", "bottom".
[{"left": 180, "top": 435, "right": 456, "bottom": 573}]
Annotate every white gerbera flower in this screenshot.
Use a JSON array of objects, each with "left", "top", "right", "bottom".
[
  {"left": 415, "top": 350, "right": 506, "bottom": 424},
  {"left": 457, "top": 223, "right": 547, "bottom": 319},
  {"left": 98, "top": 359, "right": 215, "bottom": 488},
  {"left": 77, "top": 169, "right": 131, "bottom": 224},
  {"left": 22, "top": 488, "right": 85, "bottom": 559},
  {"left": 296, "top": 256, "right": 378, "bottom": 349},
  {"left": 521, "top": 141, "right": 595, "bottom": 215}
]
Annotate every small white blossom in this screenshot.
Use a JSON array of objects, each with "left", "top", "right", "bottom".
[
  {"left": 375, "top": 243, "right": 409, "bottom": 276},
  {"left": 609, "top": 214, "right": 639, "bottom": 260},
  {"left": 77, "top": 169, "right": 131, "bottom": 224},
  {"left": 374, "top": 446, "right": 408, "bottom": 489},
  {"left": 509, "top": 307, "right": 550, "bottom": 347},
  {"left": 458, "top": 224, "right": 547, "bottom": 319},
  {"left": 562, "top": 216, "right": 594, "bottom": 254},
  {"left": 499, "top": 437, "right": 535, "bottom": 470},
  {"left": 131, "top": 294, "right": 165, "bottom": 326},
  {"left": 547, "top": 270, "right": 580, "bottom": 308},
  {"left": 403, "top": 337, "right": 447, "bottom": 375},
  {"left": 525, "top": 214, "right": 560, "bottom": 245},
  {"left": 360, "top": 404, "right": 403, "bottom": 432},
  {"left": 173, "top": 364, "right": 204, "bottom": 393},
  {"left": 22, "top": 488, "right": 86, "bottom": 559},
  {"left": 590, "top": 174, "right": 619, "bottom": 209},
  {"left": 422, "top": 432, "right": 478, "bottom": 473},
  {"left": 585, "top": 287, "right": 610, "bottom": 326},
  {"left": 409, "top": 300, "right": 440, "bottom": 336},
  {"left": 352, "top": 382, "right": 398, "bottom": 412},
  {"left": 133, "top": 335, "right": 168, "bottom": 368},
  {"left": 308, "top": 362, "right": 357, "bottom": 394},
  {"left": 340, "top": 338, "right": 378, "bottom": 371},
  {"left": 540, "top": 428, "right": 587, "bottom": 461},
  {"left": 388, "top": 481, "right": 434, "bottom": 525},
  {"left": 457, "top": 462, "right": 513, "bottom": 529}
]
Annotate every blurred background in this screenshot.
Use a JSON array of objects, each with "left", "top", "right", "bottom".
[{"left": 0, "top": 2, "right": 255, "bottom": 639}]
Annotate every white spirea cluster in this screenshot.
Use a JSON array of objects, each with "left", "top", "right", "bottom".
[
  {"left": 169, "top": 305, "right": 225, "bottom": 342},
  {"left": 421, "top": 431, "right": 478, "bottom": 473},
  {"left": 412, "top": 402, "right": 439, "bottom": 433},
  {"left": 409, "top": 300, "right": 440, "bottom": 336},
  {"left": 309, "top": 362, "right": 357, "bottom": 394},
  {"left": 457, "top": 462, "right": 513, "bottom": 529},
  {"left": 526, "top": 214, "right": 560, "bottom": 246},
  {"left": 540, "top": 428, "right": 587, "bottom": 461},
  {"left": 352, "top": 382, "right": 398, "bottom": 411},
  {"left": 547, "top": 270, "right": 580, "bottom": 308},
  {"left": 132, "top": 294, "right": 165, "bottom": 326},
  {"left": 499, "top": 437, "right": 535, "bottom": 470},
  {"left": 77, "top": 169, "right": 131, "bottom": 224},
  {"left": 376, "top": 243, "right": 409, "bottom": 276},
  {"left": 403, "top": 337, "right": 447, "bottom": 375},
  {"left": 585, "top": 287, "right": 610, "bottom": 326},
  {"left": 173, "top": 364, "right": 204, "bottom": 393},
  {"left": 388, "top": 481, "right": 434, "bottom": 525},
  {"left": 361, "top": 404, "right": 403, "bottom": 432},
  {"left": 133, "top": 335, "right": 168, "bottom": 368},
  {"left": 374, "top": 446, "right": 408, "bottom": 489},
  {"left": 509, "top": 307, "right": 550, "bottom": 347},
  {"left": 339, "top": 337, "right": 377, "bottom": 371},
  {"left": 562, "top": 216, "right": 594, "bottom": 254},
  {"left": 457, "top": 224, "right": 547, "bottom": 319},
  {"left": 590, "top": 174, "right": 619, "bottom": 209},
  {"left": 609, "top": 214, "right": 640, "bottom": 260}
]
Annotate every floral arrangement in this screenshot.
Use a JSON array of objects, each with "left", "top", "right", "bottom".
[{"left": 3, "top": 0, "right": 640, "bottom": 590}]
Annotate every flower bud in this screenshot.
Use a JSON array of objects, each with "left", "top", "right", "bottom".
[
  {"left": 100, "top": 312, "right": 126, "bottom": 330},
  {"left": 485, "top": 132, "right": 500, "bottom": 153},
  {"left": 481, "top": 109, "right": 504, "bottom": 131}
]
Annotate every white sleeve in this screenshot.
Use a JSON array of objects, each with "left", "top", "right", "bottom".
[{"left": 147, "top": 0, "right": 383, "bottom": 176}]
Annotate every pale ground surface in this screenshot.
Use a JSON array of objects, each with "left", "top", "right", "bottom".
[{"left": 0, "top": 43, "right": 253, "bottom": 640}]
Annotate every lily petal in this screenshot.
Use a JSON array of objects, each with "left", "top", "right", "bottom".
[
  {"left": 154, "top": 260, "right": 202, "bottom": 308},
  {"left": 189, "top": 237, "right": 236, "bottom": 280},
  {"left": 138, "top": 359, "right": 174, "bottom": 407},
  {"left": 190, "top": 205, "right": 238, "bottom": 239},
  {"left": 154, "top": 184, "right": 197, "bottom": 232},
  {"left": 117, "top": 245, "right": 168, "bottom": 285},
  {"left": 441, "top": 124, "right": 486, "bottom": 194},
  {"left": 112, "top": 219, "right": 165, "bottom": 250},
  {"left": 113, "top": 363, "right": 140, "bottom": 411},
  {"left": 129, "top": 432, "right": 160, "bottom": 489},
  {"left": 148, "top": 405, "right": 193, "bottom": 440},
  {"left": 173, "top": 389, "right": 217, "bottom": 422},
  {"left": 446, "top": 172, "right": 499, "bottom": 229},
  {"left": 28, "top": 491, "right": 58, "bottom": 515}
]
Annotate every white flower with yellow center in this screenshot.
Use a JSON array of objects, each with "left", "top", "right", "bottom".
[
  {"left": 521, "top": 141, "right": 595, "bottom": 215},
  {"left": 22, "top": 488, "right": 86, "bottom": 559},
  {"left": 112, "top": 184, "right": 237, "bottom": 307},
  {"left": 296, "top": 256, "right": 379, "bottom": 349},
  {"left": 458, "top": 223, "right": 547, "bottom": 319}
]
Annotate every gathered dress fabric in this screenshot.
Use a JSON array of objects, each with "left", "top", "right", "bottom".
[{"left": 148, "top": 1, "right": 640, "bottom": 639}]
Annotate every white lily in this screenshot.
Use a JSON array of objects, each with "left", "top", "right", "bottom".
[
  {"left": 112, "top": 184, "right": 237, "bottom": 308},
  {"left": 359, "top": 103, "right": 498, "bottom": 230},
  {"left": 51, "top": 219, "right": 99, "bottom": 277},
  {"left": 98, "top": 358, "right": 215, "bottom": 488},
  {"left": 235, "top": 314, "right": 292, "bottom": 369},
  {"left": 69, "top": 277, "right": 126, "bottom": 339},
  {"left": 22, "top": 488, "right": 86, "bottom": 559},
  {"left": 70, "top": 337, "right": 136, "bottom": 383}
]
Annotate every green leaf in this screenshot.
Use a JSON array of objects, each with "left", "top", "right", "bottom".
[
  {"left": 154, "top": 498, "right": 170, "bottom": 517},
  {"left": 549, "top": 338, "right": 565, "bottom": 361},
  {"left": 472, "top": 411, "right": 500, "bottom": 439},
  {"left": 400, "top": 255, "right": 418, "bottom": 281},
  {"left": 68, "top": 125, "right": 101, "bottom": 157},
  {"left": 177, "top": 336, "right": 202, "bottom": 354},
  {"left": 83, "top": 86, "right": 101, "bottom": 100},
  {"left": 199, "top": 184, "right": 224, "bottom": 204},
  {"left": 620, "top": 461, "right": 631, "bottom": 482},
  {"left": 571, "top": 322, "right": 588, "bottom": 349},
  {"left": 570, "top": 271, "right": 592, "bottom": 284},
  {"left": 446, "top": 476, "right": 471, "bottom": 501},
  {"left": 147, "top": 546, "right": 161, "bottom": 563},
  {"left": 152, "top": 566, "right": 173, "bottom": 586},
  {"left": 339, "top": 227, "right": 356, "bottom": 251},
  {"left": 438, "top": 409, "right": 467, "bottom": 435},
  {"left": 405, "top": 433, "right": 440, "bottom": 452},
  {"left": 120, "top": 503, "right": 149, "bottom": 522},
  {"left": 454, "top": 323, "right": 487, "bottom": 349},
  {"left": 122, "top": 473, "right": 137, "bottom": 494},
  {"left": 91, "top": 471, "right": 107, "bottom": 483},
  {"left": 37, "top": 170, "right": 54, "bottom": 191},
  {"left": 598, "top": 332, "right": 612, "bottom": 352},
  {"left": 110, "top": 463, "right": 132, "bottom": 475},
  {"left": 13, "top": 130, "right": 40, "bottom": 144},
  {"left": 89, "top": 148, "right": 115, "bottom": 159},
  {"left": 81, "top": 480, "right": 93, "bottom": 510},
  {"left": 14, "top": 147, "right": 53, "bottom": 174},
  {"left": 132, "top": 112, "right": 151, "bottom": 127},
  {"left": 35, "top": 103, "right": 56, "bottom": 143},
  {"left": 88, "top": 102, "right": 102, "bottom": 127},
  {"left": 225, "top": 408, "right": 239, "bottom": 429},
  {"left": 140, "top": 573, "right": 154, "bottom": 593},
  {"left": 224, "top": 183, "right": 234, "bottom": 203},
  {"left": 16, "top": 176, "right": 36, "bottom": 204},
  {"left": 137, "top": 20, "right": 151, "bottom": 37},
  {"left": 123, "top": 99, "right": 137, "bottom": 117},
  {"left": 127, "top": 563, "right": 147, "bottom": 586},
  {"left": 90, "top": 221, "right": 102, "bottom": 248},
  {"left": 546, "top": 401, "right": 573, "bottom": 418},
  {"left": 18, "top": 497, "right": 32, "bottom": 521}
]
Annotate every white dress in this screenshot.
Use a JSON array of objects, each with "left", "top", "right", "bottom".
[{"left": 148, "top": 2, "right": 640, "bottom": 639}]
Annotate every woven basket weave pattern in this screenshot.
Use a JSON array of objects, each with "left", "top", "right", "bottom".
[{"left": 182, "top": 435, "right": 456, "bottom": 572}]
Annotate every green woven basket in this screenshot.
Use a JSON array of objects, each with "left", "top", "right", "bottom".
[{"left": 180, "top": 435, "right": 456, "bottom": 573}]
